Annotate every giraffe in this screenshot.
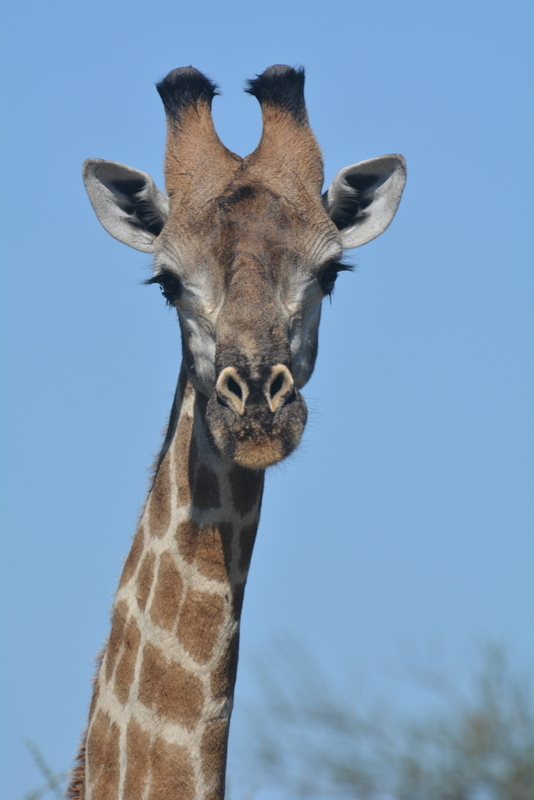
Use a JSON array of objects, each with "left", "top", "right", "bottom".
[{"left": 68, "top": 65, "right": 406, "bottom": 800}]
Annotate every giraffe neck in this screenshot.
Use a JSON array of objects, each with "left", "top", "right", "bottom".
[{"left": 75, "top": 366, "right": 265, "bottom": 800}]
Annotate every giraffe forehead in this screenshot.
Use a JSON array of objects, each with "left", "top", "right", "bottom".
[{"left": 157, "top": 180, "right": 340, "bottom": 281}]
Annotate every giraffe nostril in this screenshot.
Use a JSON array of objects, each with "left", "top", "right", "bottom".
[
  {"left": 264, "top": 365, "right": 295, "bottom": 412},
  {"left": 216, "top": 367, "right": 249, "bottom": 416},
  {"left": 269, "top": 373, "right": 284, "bottom": 399},
  {"left": 226, "top": 376, "right": 243, "bottom": 400}
]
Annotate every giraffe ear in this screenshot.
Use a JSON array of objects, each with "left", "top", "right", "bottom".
[
  {"left": 323, "top": 155, "right": 406, "bottom": 249},
  {"left": 82, "top": 159, "right": 169, "bottom": 253}
]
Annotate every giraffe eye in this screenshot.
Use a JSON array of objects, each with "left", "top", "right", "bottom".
[
  {"left": 319, "top": 262, "right": 341, "bottom": 295},
  {"left": 320, "top": 266, "right": 339, "bottom": 293},
  {"left": 319, "top": 260, "right": 353, "bottom": 296},
  {"left": 159, "top": 276, "right": 181, "bottom": 305},
  {"left": 145, "top": 269, "right": 182, "bottom": 306}
]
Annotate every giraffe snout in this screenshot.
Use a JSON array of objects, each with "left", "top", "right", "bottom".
[{"left": 208, "top": 362, "right": 306, "bottom": 467}]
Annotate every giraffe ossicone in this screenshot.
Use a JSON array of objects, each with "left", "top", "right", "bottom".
[{"left": 69, "top": 65, "right": 406, "bottom": 799}]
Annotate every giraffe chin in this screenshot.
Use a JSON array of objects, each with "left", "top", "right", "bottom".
[
  {"left": 217, "top": 431, "right": 303, "bottom": 469},
  {"left": 232, "top": 438, "right": 289, "bottom": 469}
]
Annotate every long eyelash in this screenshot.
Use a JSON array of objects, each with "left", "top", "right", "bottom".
[
  {"left": 144, "top": 268, "right": 181, "bottom": 306},
  {"left": 321, "top": 259, "right": 355, "bottom": 301},
  {"left": 330, "top": 259, "right": 355, "bottom": 275}
]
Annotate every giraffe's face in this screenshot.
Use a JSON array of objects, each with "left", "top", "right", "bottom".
[
  {"left": 82, "top": 66, "right": 406, "bottom": 469},
  {"left": 151, "top": 182, "right": 344, "bottom": 468}
]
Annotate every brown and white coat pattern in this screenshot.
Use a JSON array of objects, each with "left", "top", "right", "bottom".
[{"left": 69, "top": 65, "right": 406, "bottom": 799}]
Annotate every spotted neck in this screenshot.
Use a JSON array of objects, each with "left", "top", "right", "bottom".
[{"left": 70, "top": 365, "right": 265, "bottom": 800}]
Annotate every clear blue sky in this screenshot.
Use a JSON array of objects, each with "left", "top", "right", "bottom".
[{"left": 1, "top": 1, "right": 532, "bottom": 798}]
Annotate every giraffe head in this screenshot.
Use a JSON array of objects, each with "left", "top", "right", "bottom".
[{"left": 83, "top": 66, "right": 406, "bottom": 469}]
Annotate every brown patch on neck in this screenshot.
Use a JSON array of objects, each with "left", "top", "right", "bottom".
[
  {"left": 86, "top": 710, "right": 120, "bottom": 799},
  {"left": 228, "top": 466, "right": 264, "bottom": 515},
  {"left": 113, "top": 616, "right": 141, "bottom": 705},
  {"left": 138, "top": 642, "right": 204, "bottom": 729},
  {"left": 201, "top": 718, "right": 229, "bottom": 798},
  {"left": 210, "top": 631, "right": 239, "bottom": 700},
  {"left": 148, "top": 454, "right": 172, "bottom": 537},
  {"left": 176, "top": 520, "right": 231, "bottom": 584},
  {"left": 191, "top": 462, "right": 221, "bottom": 510},
  {"left": 149, "top": 736, "right": 195, "bottom": 800},
  {"left": 124, "top": 719, "right": 150, "bottom": 800},
  {"left": 119, "top": 523, "right": 145, "bottom": 588},
  {"left": 135, "top": 551, "right": 156, "bottom": 611},
  {"left": 177, "top": 588, "right": 225, "bottom": 663},
  {"left": 105, "top": 599, "right": 128, "bottom": 682},
  {"left": 150, "top": 552, "right": 184, "bottom": 630}
]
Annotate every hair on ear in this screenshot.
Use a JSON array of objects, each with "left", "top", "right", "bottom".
[
  {"left": 110, "top": 178, "right": 166, "bottom": 237},
  {"left": 326, "top": 173, "right": 382, "bottom": 231}
]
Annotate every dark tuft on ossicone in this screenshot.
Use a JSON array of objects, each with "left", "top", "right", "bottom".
[
  {"left": 245, "top": 65, "right": 306, "bottom": 123},
  {"left": 156, "top": 67, "right": 219, "bottom": 121}
]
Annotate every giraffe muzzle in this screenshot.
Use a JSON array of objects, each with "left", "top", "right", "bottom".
[{"left": 208, "top": 363, "right": 306, "bottom": 468}]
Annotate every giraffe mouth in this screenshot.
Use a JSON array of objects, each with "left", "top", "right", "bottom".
[
  {"left": 233, "top": 438, "right": 288, "bottom": 469},
  {"left": 206, "top": 390, "right": 307, "bottom": 469}
]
